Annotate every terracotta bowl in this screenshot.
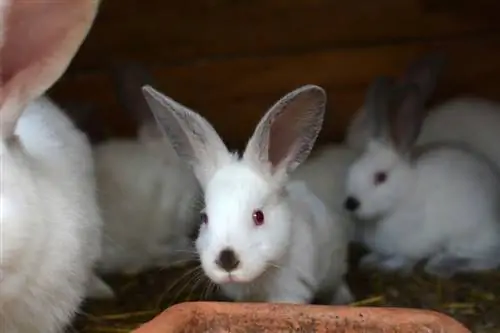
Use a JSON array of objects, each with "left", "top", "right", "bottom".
[{"left": 132, "top": 301, "right": 471, "bottom": 333}]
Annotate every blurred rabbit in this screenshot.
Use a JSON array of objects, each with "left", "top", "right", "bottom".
[
  {"left": 345, "top": 52, "right": 500, "bottom": 175},
  {"left": 0, "top": 0, "right": 112, "bottom": 332},
  {"left": 92, "top": 63, "right": 202, "bottom": 276},
  {"left": 344, "top": 76, "right": 500, "bottom": 278}
]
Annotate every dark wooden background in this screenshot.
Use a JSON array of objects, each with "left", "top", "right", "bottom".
[{"left": 49, "top": 0, "right": 500, "bottom": 149}]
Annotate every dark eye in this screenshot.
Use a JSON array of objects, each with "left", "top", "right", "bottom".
[
  {"left": 252, "top": 210, "right": 265, "bottom": 226},
  {"left": 374, "top": 171, "right": 387, "bottom": 185},
  {"left": 200, "top": 212, "right": 208, "bottom": 225}
]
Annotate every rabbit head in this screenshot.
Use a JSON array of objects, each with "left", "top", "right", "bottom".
[
  {"left": 345, "top": 76, "right": 425, "bottom": 220},
  {"left": 0, "top": 0, "right": 99, "bottom": 267},
  {"left": 142, "top": 85, "right": 326, "bottom": 284},
  {"left": 347, "top": 52, "right": 446, "bottom": 150}
]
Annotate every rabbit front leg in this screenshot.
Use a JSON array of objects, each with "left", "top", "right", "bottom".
[
  {"left": 266, "top": 269, "right": 316, "bottom": 304},
  {"left": 330, "top": 281, "right": 355, "bottom": 305},
  {"left": 360, "top": 252, "right": 414, "bottom": 274},
  {"left": 86, "top": 274, "right": 116, "bottom": 299},
  {"left": 424, "top": 253, "right": 484, "bottom": 278}
]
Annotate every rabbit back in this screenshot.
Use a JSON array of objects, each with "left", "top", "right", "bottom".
[
  {"left": 418, "top": 97, "right": 500, "bottom": 170},
  {"left": 1, "top": 98, "right": 103, "bottom": 333},
  {"left": 94, "top": 140, "right": 200, "bottom": 274}
]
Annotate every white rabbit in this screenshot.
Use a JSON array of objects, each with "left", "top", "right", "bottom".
[
  {"left": 0, "top": 1, "right": 112, "bottom": 332},
  {"left": 344, "top": 76, "right": 500, "bottom": 278},
  {"left": 345, "top": 52, "right": 500, "bottom": 174},
  {"left": 92, "top": 63, "right": 201, "bottom": 276},
  {"left": 141, "top": 84, "right": 354, "bottom": 305},
  {"left": 292, "top": 144, "right": 360, "bottom": 242}
]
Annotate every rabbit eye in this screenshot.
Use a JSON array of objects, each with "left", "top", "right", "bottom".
[
  {"left": 200, "top": 212, "right": 208, "bottom": 225},
  {"left": 374, "top": 171, "right": 387, "bottom": 185},
  {"left": 252, "top": 210, "right": 265, "bottom": 226}
]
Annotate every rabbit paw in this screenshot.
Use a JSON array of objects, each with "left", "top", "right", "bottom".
[
  {"left": 360, "top": 253, "right": 414, "bottom": 274},
  {"left": 330, "top": 282, "right": 355, "bottom": 305},
  {"left": 423, "top": 254, "right": 487, "bottom": 278},
  {"left": 377, "top": 256, "right": 414, "bottom": 275},
  {"left": 359, "top": 252, "right": 385, "bottom": 270},
  {"left": 87, "top": 274, "right": 115, "bottom": 299}
]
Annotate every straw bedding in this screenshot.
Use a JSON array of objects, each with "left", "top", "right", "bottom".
[{"left": 73, "top": 244, "right": 500, "bottom": 332}]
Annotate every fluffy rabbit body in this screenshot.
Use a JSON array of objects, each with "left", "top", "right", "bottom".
[
  {"left": 141, "top": 85, "right": 353, "bottom": 304},
  {"left": 0, "top": 1, "right": 109, "bottom": 332},
  {"left": 95, "top": 139, "right": 200, "bottom": 275},
  {"left": 292, "top": 144, "right": 359, "bottom": 241},
  {"left": 92, "top": 64, "right": 201, "bottom": 275},
  {"left": 344, "top": 76, "right": 500, "bottom": 278},
  {"left": 345, "top": 53, "right": 500, "bottom": 174}
]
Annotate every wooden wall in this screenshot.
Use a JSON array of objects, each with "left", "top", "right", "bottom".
[{"left": 49, "top": 0, "right": 500, "bottom": 149}]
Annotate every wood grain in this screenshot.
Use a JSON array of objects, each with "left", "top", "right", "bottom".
[
  {"left": 51, "top": 32, "right": 500, "bottom": 148},
  {"left": 68, "top": 0, "right": 500, "bottom": 71}
]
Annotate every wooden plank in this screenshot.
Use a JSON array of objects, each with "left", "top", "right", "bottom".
[
  {"left": 69, "top": 0, "right": 500, "bottom": 71},
  {"left": 50, "top": 35, "right": 500, "bottom": 148}
]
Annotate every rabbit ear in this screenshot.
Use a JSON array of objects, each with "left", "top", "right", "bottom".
[
  {"left": 243, "top": 85, "right": 326, "bottom": 178},
  {"left": 398, "top": 51, "right": 446, "bottom": 103},
  {"left": 0, "top": 0, "right": 100, "bottom": 139},
  {"left": 110, "top": 62, "right": 165, "bottom": 144},
  {"left": 364, "top": 76, "right": 394, "bottom": 141},
  {"left": 141, "top": 85, "right": 232, "bottom": 187},
  {"left": 387, "top": 83, "right": 425, "bottom": 153},
  {"left": 111, "top": 62, "right": 156, "bottom": 125}
]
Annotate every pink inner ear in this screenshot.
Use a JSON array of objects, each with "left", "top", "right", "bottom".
[
  {"left": 267, "top": 93, "right": 320, "bottom": 168},
  {"left": 267, "top": 103, "right": 303, "bottom": 168},
  {"left": 1, "top": 0, "right": 94, "bottom": 107}
]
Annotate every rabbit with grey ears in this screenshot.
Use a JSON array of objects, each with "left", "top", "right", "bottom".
[
  {"left": 344, "top": 76, "right": 500, "bottom": 278},
  {"left": 345, "top": 52, "right": 500, "bottom": 174},
  {"left": 0, "top": 0, "right": 113, "bottom": 332},
  {"left": 141, "top": 84, "right": 353, "bottom": 305},
  {"left": 92, "top": 63, "right": 201, "bottom": 276}
]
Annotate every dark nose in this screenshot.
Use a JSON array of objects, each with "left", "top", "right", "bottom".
[
  {"left": 344, "top": 196, "right": 360, "bottom": 212},
  {"left": 216, "top": 248, "right": 240, "bottom": 272}
]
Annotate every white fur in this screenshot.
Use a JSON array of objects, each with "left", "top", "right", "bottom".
[
  {"left": 141, "top": 85, "right": 353, "bottom": 304},
  {"left": 347, "top": 97, "right": 500, "bottom": 170},
  {"left": 94, "top": 139, "right": 201, "bottom": 275},
  {"left": 196, "top": 160, "right": 352, "bottom": 304},
  {"left": 0, "top": 97, "right": 105, "bottom": 333},
  {"left": 347, "top": 138, "right": 500, "bottom": 277},
  {"left": 292, "top": 144, "right": 360, "bottom": 241}
]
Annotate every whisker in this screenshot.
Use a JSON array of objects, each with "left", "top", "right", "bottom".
[
  {"left": 155, "top": 265, "right": 200, "bottom": 309},
  {"left": 186, "top": 269, "right": 207, "bottom": 301},
  {"left": 170, "top": 267, "right": 203, "bottom": 304}
]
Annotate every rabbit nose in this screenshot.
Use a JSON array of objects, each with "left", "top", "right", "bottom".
[
  {"left": 216, "top": 248, "right": 240, "bottom": 272},
  {"left": 344, "top": 196, "right": 360, "bottom": 212}
]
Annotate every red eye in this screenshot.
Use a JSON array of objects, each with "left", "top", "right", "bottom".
[
  {"left": 252, "top": 210, "right": 265, "bottom": 226},
  {"left": 200, "top": 212, "right": 208, "bottom": 225},
  {"left": 374, "top": 171, "right": 387, "bottom": 185}
]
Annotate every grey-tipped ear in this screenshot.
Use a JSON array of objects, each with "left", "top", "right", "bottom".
[
  {"left": 110, "top": 62, "right": 165, "bottom": 143},
  {"left": 243, "top": 84, "right": 326, "bottom": 176},
  {"left": 365, "top": 75, "right": 394, "bottom": 140},
  {"left": 398, "top": 51, "right": 446, "bottom": 103},
  {"left": 141, "top": 85, "right": 232, "bottom": 187},
  {"left": 387, "top": 83, "right": 425, "bottom": 153},
  {"left": 111, "top": 62, "right": 156, "bottom": 125}
]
